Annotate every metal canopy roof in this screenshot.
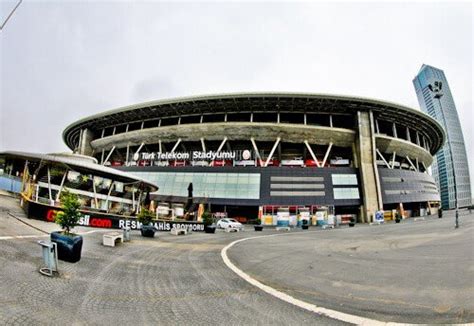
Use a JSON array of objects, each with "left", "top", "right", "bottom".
[
  {"left": 62, "top": 92, "right": 446, "bottom": 154},
  {"left": 0, "top": 151, "right": 158, "bottom": 191}
]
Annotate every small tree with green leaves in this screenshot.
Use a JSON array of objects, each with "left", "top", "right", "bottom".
[
  {"left": 55, "top": 190, "right": 82, "bottom": 235},
  {"left": 201, "top": 211, "right": 213, "bottom": 226},
  {"left": 137, "top": 207, "right": 154, "bottom": 226}
]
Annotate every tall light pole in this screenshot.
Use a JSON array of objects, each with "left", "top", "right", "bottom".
[{"left": 429, "top": 81, "right": 459, "bottom": 228}]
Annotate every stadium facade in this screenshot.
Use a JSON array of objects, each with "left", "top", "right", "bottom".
[{"left": 62, "top": 93, "right": 445, "bottom": 223}]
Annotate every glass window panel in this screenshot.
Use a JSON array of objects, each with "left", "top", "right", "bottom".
[{"left": 216, "top": 174, "right": 227, "bottom": 183}]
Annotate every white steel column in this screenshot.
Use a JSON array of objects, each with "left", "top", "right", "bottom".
[
  {"left": 375, "top": 119, "right": 380, "bottom": 134},
  {"left": 390, "top": 152, "right": 397, "bottom": 169},
  {"left": 102, "top": 146, "right": 116, "bottom": 166},
  {"left": 78, "top": 129, "right": 83, "bottom": 152},
  {"left": 406, "top": 156, "right": 417, "bottom": 171},
  {"left": 321, "top": 143, "right": 333, "bottom": 167},
  {"left": 250, "top": 138, "right": 263, "bottom": 166},
  {"left": 392, "top": 122, "right": 398, "bottom": 138},
  {"left": 158, "top": 140, "right": 162, "bottom": 153},
  {"left": 132, "top": 189, "right": 136, "bottom": 211},
  {"left": 329, "top": 115, "right": 333, "bottom": 128},
  {"left": 304, "top": 140, "right": 320, "bottom": 167},
  {"left": 406, "top": 127, "right": 411, "bottom": 142},
  {"left": 200, "top": 138, "right": 206, "bottom": 151},
  {"left": 265, "top": 137, "right": 281, "bottom": 167},
  {"left": 135, "top": 142, "right": 145, "bottom": 158},
  {"left": 47, "top": 167, "right": 52, "bottom": 202},
  {"left": 421, "top": 161, "right": 428, "bottom": 173},
  {"left": 55, "top": 170, "right": 68, "bottom": 201},
  {"left": 92, "top": 178, "right": 99, "bottom": 209},
  {"left": 216, "top": 137, "right": 227, "bottom": 153},
  {"left": 375, "top": 149, "right": 391, "bottom": 169},
  {"left": 171, "top": 139, "right": 182, "bottom": 153},
  {"left": 105, "top": 182, "right": 115, "bottom": 212},
  {"left": 125, "top": 143, "right": 130, "bottom": 164},
  {"left": 136, "top": 191, "right": 142, "bottom": 214}
]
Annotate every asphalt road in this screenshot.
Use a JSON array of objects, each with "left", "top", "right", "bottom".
[
  {"left": 1, "top": 193, "right": 472, "bottom": 324},
  {"left": 227, "top": 210, "right": 474, "bottom": 324},
  {"left": 0, "top": 195, "right": 344, "bottom": 326}
]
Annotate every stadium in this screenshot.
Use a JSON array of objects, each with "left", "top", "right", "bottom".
[{"left": 62, "top": 93, "right": 445, "bottom": 224}]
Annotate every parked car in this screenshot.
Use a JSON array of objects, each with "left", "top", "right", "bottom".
[{"left": 216, "top": 218, "right": 244, "bottom": 230}]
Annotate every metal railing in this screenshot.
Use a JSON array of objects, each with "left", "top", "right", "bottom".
[{"left": 0, "top": 174, "right": 23, "bottom": 193}]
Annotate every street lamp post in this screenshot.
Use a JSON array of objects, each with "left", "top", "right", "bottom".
[{"left": 430, "top": 81, "right": 459, "bottom": 228}]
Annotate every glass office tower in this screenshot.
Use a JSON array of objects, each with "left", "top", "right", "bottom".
[{"left": 413, "top": 64, "right": 471, "bottom": 209}]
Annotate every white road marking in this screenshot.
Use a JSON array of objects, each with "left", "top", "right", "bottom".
[
  {"left": 221, "top": 232, "right": 418, "bottom": 326},
  {"left": 0, "top": 234, "right": 49, "bottom": 240},
  {"left": 0, "top": 228, "right": 108, "bottom": 240}
]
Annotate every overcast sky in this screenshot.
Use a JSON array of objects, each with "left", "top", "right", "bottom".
[{"left": 0, "top": 1, "right": 473, "bottom": 190}]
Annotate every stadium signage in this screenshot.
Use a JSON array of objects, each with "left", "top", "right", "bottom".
[
  {"left": 134, "top": 150, "right": 238, "bottom": 161},
  {"left": 25, "top": 201, "right": 205, "bottom": 231}
]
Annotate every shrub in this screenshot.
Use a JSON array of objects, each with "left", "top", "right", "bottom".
[
  {"left": 137, "top": 207, "right": 154, "bottom": 226},
  {"left": 201, "top": 211, "right": 213, "bottom": 226},
  {"left": 56, "top": 190, "right": 82, "bottom": 235}
]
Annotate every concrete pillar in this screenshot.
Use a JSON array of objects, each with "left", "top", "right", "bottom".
[
  {"left": 355, "top": 111, "right": 382, "bottom": 223},
  {"left": 78, "top": 128, "right": 94, "bottom": 156}
]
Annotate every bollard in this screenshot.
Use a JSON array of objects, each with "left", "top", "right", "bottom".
[
  {"left": 38, "top": 240, "right": 58, "bottom": 277},
  {"left": 123, "top": 227, "right": 131, "bottom": 242}
]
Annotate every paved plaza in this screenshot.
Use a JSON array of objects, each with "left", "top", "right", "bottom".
[{"left": 0, "top": 194, "right": 473, "bottom": 325}]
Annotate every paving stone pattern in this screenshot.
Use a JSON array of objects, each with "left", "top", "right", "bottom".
[{"left": 0, "top": 196, "right": 344, "bottom": 326}]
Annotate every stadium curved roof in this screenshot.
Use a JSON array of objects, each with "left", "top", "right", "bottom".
[{"left": 63, "top": 92, "right": 446, "bottom": 154}]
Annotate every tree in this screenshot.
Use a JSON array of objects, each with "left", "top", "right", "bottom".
[{"left": 55, "top": 189, "right": 82, "bottom": 235}]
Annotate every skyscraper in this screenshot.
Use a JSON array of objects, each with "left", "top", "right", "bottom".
[{"left": 413, "top": 64, "right": 471, "bottom": 209}]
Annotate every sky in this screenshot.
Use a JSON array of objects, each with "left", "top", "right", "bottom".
[{"left": 0, "top": 1, "right": 473, "bottom": 190}]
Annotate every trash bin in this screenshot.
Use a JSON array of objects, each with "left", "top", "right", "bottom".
[{"left": 38, "top": 240, "right": 58, "bottom": 277}]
